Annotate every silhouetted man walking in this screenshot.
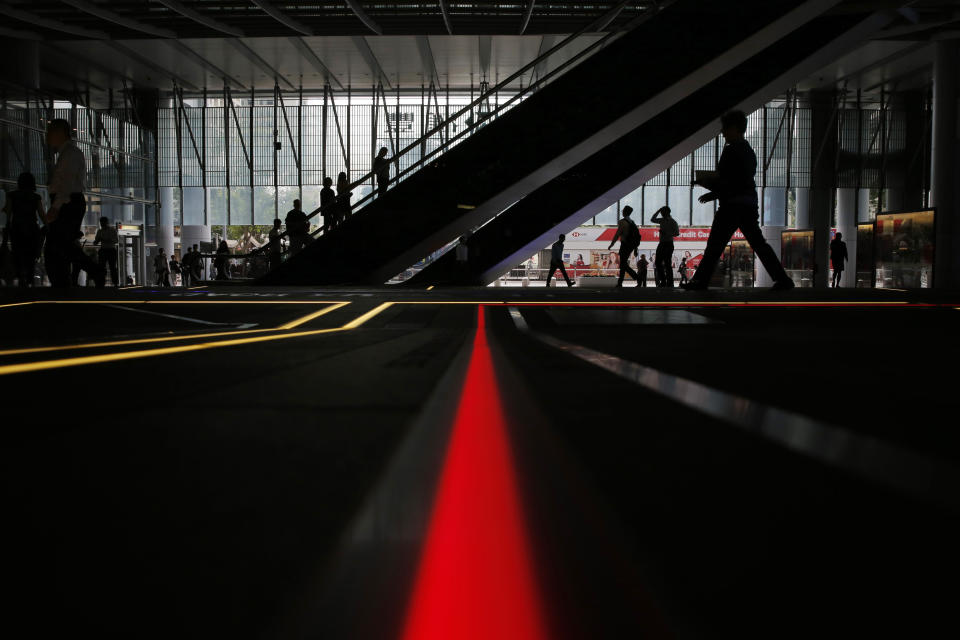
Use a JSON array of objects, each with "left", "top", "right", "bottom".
[
  {"left": 43, "top": 119, "right": 104, "bottom": 288},
  {"left": 684, "top": 110, "right": 794, "bottom": 291},
  {"left": 831, "top": 232, "right": 848, "bottom": 288},
  {"left": 609, "top": 206, "right": 641, "bottom": 287},
  {"left": 546, "top": 233, "right": 573, "bottom": 287}
]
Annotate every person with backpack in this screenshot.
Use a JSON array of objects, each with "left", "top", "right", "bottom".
[
  {"left": 608, "top": 206, "right": 641, "bottom": 287},
  {"left": 651, "top": 206, "right": 679, "bottom": 287},
  {"left": 678, "top": 256, "right": 689, "bottom": 285}
]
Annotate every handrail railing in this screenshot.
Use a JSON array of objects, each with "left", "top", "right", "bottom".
[{"left": 250, "top": 0, "right": 655, "bottom": 262}]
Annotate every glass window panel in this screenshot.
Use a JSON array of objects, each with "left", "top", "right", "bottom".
[
  {"left": 207, "top": 187, "right": 228, "bottom": 226},
  {"left": 594, "top": 201, "right": 618, "bottom": 226},
  {"left": 253, "top": 186, "right": 276, "bottom": 225},
  {"left": 667, "top": 186, "right": 690, "bottom": 225},
  {"left": 230, "top": 186, "right": 252, "bottom": 225}
]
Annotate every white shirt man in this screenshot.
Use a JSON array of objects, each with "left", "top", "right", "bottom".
[{"left": 47, "top": 139, "right": 87, "bottom": 219}]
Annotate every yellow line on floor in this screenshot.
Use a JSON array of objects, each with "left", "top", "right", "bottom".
[
  {"left": 0, "top": 302, "right": 350, "bottom": 357},
  {"left": 0, "top": 301, "right": 37, "bottom": 309},
  {"left": 0, "top": 302, "right": 385, "bottom": 377}
]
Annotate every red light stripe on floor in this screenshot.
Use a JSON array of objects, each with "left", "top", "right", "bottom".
[{"left": 400, "top": 306, "right": 547, "bottom": 640}]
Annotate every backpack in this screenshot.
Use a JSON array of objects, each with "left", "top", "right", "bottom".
[
  {"left": 628, "top": 219, "right": 641, "bottom": 249},
  {"left": 667, "top": 218, "right": 680, "bottom": 238}
]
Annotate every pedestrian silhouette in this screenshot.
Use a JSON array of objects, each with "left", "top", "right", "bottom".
[
  {"left": 373, "top": 147, "right": 391, "bottom": 199},
  {"left": 93, "top": 216, "right": 119, "bottom": 286},
  {"left": 685, "top": 110, "right": 794, "bottom": 290},
  {"left": 181, "top": 246, "right": 194, "bottom": 287},
  {"left": 546, "top": 233, "right": 574, "bottom": 287},
  {"left": 215, "top": 240, "right": 230, "bottom": 280},
  {"left": 284, "top": 199, "right": 309, "bottom": 254},
  {"left": 154, "top": 248, "right": 170, "bottom": 286},
  {"left": 608, "top": 206, "right": 641, "bottom": 287},
  {"left": 268, "top": 218, "right": 283, "bottom": 270},
  {"left": 320, "top": 176, "right": 336, "bottom": 231},
  {"left": 637, "top": 254, "right": 648, "bottom": 287},
  {"left": 678, "top": 256, "right": 689, "bottom": 285},
  {"left": 336, "top": 172, "right": 353, "bottom": 222},
  {"left": 650, "top": 206, "right": 678, "bottom": 287},
  {"left": 43, "top": 119, "right": 104, "bottom": 288},
  {"left": 831, "top": 232, "right": 848, "bottom": 288},
  {"left": 2, "top": 172, "right": 44, "bottom": 287}
]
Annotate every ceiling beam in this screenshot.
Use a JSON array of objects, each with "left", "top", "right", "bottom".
[
  {"left": 351, "top": 36, "right": 391, "bottom": 89},
  {"left": 251, "top": 1, "right": 313, "bottom": 36},
  {"left": 519, "top": 1, "right": 536, "bottom": 35},
  {"left": 0, "top": 2, "right": 109, "bottom": 39},
  {"left": 344, "top": 1, "right": 383, "bottom": 35},
  {"left": 0, "top": 24, "right": 42, "bottom": 40},
  {"left": 478, "top": 35, "right": 492, "bottom": 81},
  {"left": 588, "top": 0, "right": 630, "bottom": 32},
  {"left": 288, "top": 37, "right": 344, "bottom": 90},
  {"left": 416, "top": 36, "right": 440, "bottom": 86},
  {"left": 41, "top": 67, "right": 106, "bottom": 93},
  {"left": 833, "top": 41, "right": 929, "bottom": 86},
  {"left": 438, "top": 0, "right": 453, "bottom": 35},
  {"left": 61, "top": 0, "right": 177, "bottom": 38},
  {"left": 46, "top": 44, "right": 135, "bottom": 86},
  {"left": 226, "top": 39, "right": 296, "bottom": 90},
  {"left": 105, "top": 41, "right": 201, "bottom": 91},
  {"left": 154, "top": 0, "right": 245, "bottom": 37},
  {"left": 165, "top": 40, "right": 248, "bottom": 90}
]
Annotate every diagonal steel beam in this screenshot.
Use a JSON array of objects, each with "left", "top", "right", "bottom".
[
  {"left": 351, "top": 36, "right": 391, "bottom": 90},
  {"left": 288, "top": 37, "right": 343, "bottom": 90},
  {"left": 344, "top": 0, "right": 382, "bottom": 35},
  {"left": 519, "top": 0, "right": 536, "bottom": 35},
  {"left": 0, "top": 25, "right": 42, "bottom": 40},
  {"left": 415, "top": 36, "right": 440, "bottom": 86},
  {"left": 529, "top": 34, "right": 557, "bottom": 85},
  {"left": 105, "top": 41, "right": 201, "bottom": 91},
  {"left": 438, "top": 0, "right": 453, "bottom": 35},
  {"left": 227, "top": 38, "right": 296, "bottom": 90},
  {"left": 154, "top": 0, "right": 245, "bottom": 37},
  {"left": 62, "top": 0, "right": 177, "bottom": 38},
  {"left": 0, "top": 2, "right": 108, "bottom": 39},
  {"left": 251, "top": 0, "right": 313, "bottom": 36},
  {"left": 165, "top": 40, "right": 247, "bottom": 90}
]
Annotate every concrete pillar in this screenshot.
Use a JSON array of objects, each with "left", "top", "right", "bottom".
[
  {"left": 931, "top": 40, "right": 960, "bottom": 289},
  {"left": 795, "top": 188, "right": 810, "bottom": 229},
  {"left": 158, "top": 187, "right": 176, "bottom": 258},
  {"left": 835, "top": 189, "right": 865, "bottom": 287},
  {"left": 809, "top": 90, "right": 838, "bottom": 288},
  {"left": 757, "top": 225, "right": 784, "bottom": 287},
  {"left": 901, "top": 91, "right": 927, "bottom": 211}
]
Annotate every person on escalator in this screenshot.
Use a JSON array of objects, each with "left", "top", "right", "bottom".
[
  {"left": 373, "top": 147, "right": 391, "bottom": 199},
  {"left": 285, "top": 199, "right": 309, "bottom": 254},
  {"left": 608, "top": 206, "right": 641, "bottom": 287},
  {"left": 545, "top": 233, "right": 573, "bottom": 287},
  {"left": 320, "top": 176, "right": 336, "bottom": 232},
  {"left": 268, "top": 218, "right": 284, "bottom": 270},
  {"left": 336, "top": 172, "right": 352, "bottom": 223},
  {"left": 683, "top": 110, "right": 794, "bottom": 291}
]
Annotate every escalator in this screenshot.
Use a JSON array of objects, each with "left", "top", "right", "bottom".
[
  {"left": 407, "top": 6, "right": 888, "bottom": 286},
  {"left": 262, "top": 0, "right": 845, "bottom": 286}
]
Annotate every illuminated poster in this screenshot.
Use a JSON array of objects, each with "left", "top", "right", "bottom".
[
  {"left": 781, "top": 230, "right": 816, "bottom": 287},
  {"left": 856, "top": 223, "right": 874, "bottom": 288},
  {"left": 875, "top": 209, "right": 935, "bottom": 288}
]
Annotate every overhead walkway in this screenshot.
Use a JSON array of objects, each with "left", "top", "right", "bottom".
[
  {"left": 261, "top": 0, "right": 842, "bottom": 286},
  {"left": 407, "top": 6, "right": 888, "bottom": 286}
]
